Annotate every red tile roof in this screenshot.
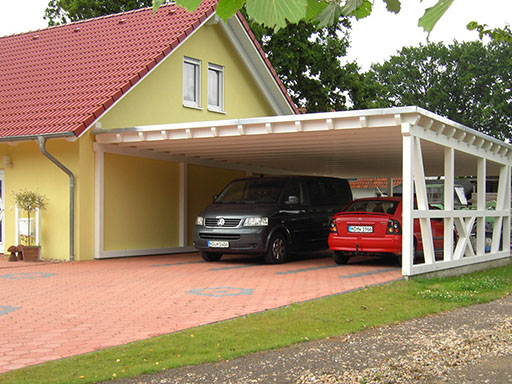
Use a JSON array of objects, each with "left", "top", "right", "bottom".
[
  {"left": 349, "top": 177, "right": 403, "bottom": 190},
  {"left": 0, "top": 1, "right": 296, "bottom": 140}
]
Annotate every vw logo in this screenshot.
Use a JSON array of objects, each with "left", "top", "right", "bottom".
[{"left": 217, "top": 217, "right": 225, "bottom": 226}]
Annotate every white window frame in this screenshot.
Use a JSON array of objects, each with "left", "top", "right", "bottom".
[
  {"left": 183, "top": 57, "right": 201, "bottom": 109},
  {"left": 207, "top": 63, "right": 224, "bottom": 113}
]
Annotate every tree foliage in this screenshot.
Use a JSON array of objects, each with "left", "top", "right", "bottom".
[
  {"left": 45, "top": 0, "right": 152, "bottom": 26},
  {"left": 363, "top": 41, "right": 512, "bottom": 140},
  {"left": 156, "top": 0, "right": 454, "bottom": 33},
  {"left": 247, "top": 14, "right": 361, "bottom": 112},
  {"left": 467, "top": 22, "right": 512, "bottom": 42}
]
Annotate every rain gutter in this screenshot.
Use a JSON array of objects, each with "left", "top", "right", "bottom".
[
  {"left": 0, "top": 132, "right": 75, "bottom": 143},
  {"left": 38, "top": 136, "right": 75, "bottom": 261}
]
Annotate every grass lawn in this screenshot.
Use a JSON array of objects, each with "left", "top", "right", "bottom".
[{"left": 1, "top": 265, "right": 511, "bottom": 384}]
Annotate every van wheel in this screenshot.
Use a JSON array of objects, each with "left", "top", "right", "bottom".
[
  {"left": 333, "top": 251, "right": 350, "bottom": 265},
  {"left": 264, "top": 233, "right": 288, "bottom": 264},
  {"left": 201, "top": 251, "right": 222, "bottom": 262}
]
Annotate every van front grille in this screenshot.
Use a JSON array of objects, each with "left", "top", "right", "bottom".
[
  {"left": 199, "top": 233, "right": 241, "bottom": 240},
  {"left": 205, "top": 218, "right": 241, "bottom": 228}
]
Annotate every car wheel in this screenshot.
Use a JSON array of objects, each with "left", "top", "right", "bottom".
[
  {"left": 333, "top": 251, "right": 350, "bottom": 265},
  {"left": 200, "top": 251, "right": 222, "bottom": 262},
  {"left": 264, "top": 233, "right": 288, "bottom": 264}
]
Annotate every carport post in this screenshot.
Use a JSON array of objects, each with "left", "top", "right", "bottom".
[
  {"left": 443, "top": 148, "right": 454, "bottom": 261},
  {"left": 401, "top": 123, "right": 414, "bottom": 277}
]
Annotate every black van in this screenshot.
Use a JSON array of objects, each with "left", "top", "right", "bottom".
[{"left": 193, "top": 176, "right": 353, "bottom": 264}]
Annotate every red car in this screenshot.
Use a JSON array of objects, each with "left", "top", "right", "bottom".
[{"left": 328, "top": 197, "right": 444, "bottom": 264}]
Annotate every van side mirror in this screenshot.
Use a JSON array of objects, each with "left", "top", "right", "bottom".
[
  {"left": 285, "top": 195, "right": 299, "bottom": 205},
  {"left": 213, "top": 194, "right": 218, "bottom": 203}
]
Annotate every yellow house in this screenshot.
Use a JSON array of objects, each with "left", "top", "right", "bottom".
[{"left": 0, "top": 0, "right": 297, "bottom": 261}]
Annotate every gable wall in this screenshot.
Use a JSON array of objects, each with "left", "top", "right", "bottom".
[{"left": 98, "top": 22, "right": 275, "bottom": 129}]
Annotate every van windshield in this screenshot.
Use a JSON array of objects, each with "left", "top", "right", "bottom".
[{"left": 216, "top": 179, "right": 286, "bottom": 204}]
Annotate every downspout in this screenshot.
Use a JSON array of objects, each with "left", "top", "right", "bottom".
[{"left": 38, "top": 136, "right": 75, "bottom": 261}]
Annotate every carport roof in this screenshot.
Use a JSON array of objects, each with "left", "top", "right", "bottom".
[{"left": 94, "top": 106, "right": 512, "bottom": 178}]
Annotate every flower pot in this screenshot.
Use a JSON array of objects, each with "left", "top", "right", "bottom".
[{"left": 20, "top": 246, "right": 41, "bottom": 262}]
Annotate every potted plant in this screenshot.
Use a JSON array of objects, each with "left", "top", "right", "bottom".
[{"left": 13, "top": 189, "right": 47, "bottom": 262}]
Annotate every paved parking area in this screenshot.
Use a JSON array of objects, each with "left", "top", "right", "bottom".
[{"left": 0, "top": 252, "right": 402, "bottom": 373}]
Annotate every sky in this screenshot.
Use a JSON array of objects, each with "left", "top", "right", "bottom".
[{"left": 0, "top": 0, "right": 511, "bottom": 70}]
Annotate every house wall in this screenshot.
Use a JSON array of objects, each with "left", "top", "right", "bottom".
[
  {"left": 187, "top": 164, "right": 245, "bottom": 245},
  {"left": 0, "top": 135, "right": 95, "bottom": 261},
  {"left": 103, "top": 153, "right": 180, "bottom": 251}
]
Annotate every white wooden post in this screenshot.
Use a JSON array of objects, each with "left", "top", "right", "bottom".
[
  {"left": 444, "top": 147, "right": 454, "bottom": 261},
  {"left": 179, "top": 162, "right": 188, "bottom": 247},
  {"left": 413, "top": 137, "right": 435, "bottom": 265},
  {"left": 493, "top": 164, "right": 509, "bottom": 253},
  {"left": 476, "top": 158, "right": 486, "bottom": 255},
  {"left": 402, "top": 123, "right": 414, "bottom": 276}
]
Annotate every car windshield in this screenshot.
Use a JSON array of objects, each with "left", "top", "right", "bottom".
[
  {"left": 344, "top": 200, "right": 399, "bottom": 214},
  {"left": 216, "top": 179, "right": 286, "bottom": 204}
]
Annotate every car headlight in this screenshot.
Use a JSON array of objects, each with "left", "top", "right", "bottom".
[
  {"left": 243, "top": 217, "right": 268, "bottom": 226},
  {"left": 196, "top": 216, "right": 204, "bottom": 226}
]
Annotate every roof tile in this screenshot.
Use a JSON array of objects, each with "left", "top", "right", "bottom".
[{"left": 0, "top": 1, "right": 218, "bottom": 139}]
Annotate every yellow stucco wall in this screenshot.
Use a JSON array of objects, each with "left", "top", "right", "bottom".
[
  {"left": 187, "top": 164, "right": 245, "bottom": 245},
  {"left": 98, "top": 22, "right": 275, "bottom": 129},
  {"left": 0, "top": 135, "right": 95, "bottom": 261},
  {"left": 103, "top": 153, "right": 180, "bottom": 251}
]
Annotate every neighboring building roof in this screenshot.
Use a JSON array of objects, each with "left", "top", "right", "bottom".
[
  {"left": 349, "top": 177, "right": 403, "bottom": 190},
  {"left": 0, "top": 1, "right": 297, "bottom": 141}
]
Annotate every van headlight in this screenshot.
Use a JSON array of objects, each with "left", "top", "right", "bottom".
[
  {"left": 196, "top": 216, "right": 204, "bottom": 226},
  {"left": 244, "top": 217, "right": 268, "bottom": 226}
]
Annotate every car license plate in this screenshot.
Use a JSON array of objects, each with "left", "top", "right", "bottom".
[
  {"left": 348, "top": 225, "right": 373, "bottom": 233},
  {"left": 208, "top": 241, "right": 229, "bottom": 248}
]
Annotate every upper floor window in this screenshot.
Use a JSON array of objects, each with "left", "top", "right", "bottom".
[
  {"left": 183, "top": 57, "right": 201, "bottom": 108},
  {"left": 208, "top": 63, "right": 224, "bottom": 112}
]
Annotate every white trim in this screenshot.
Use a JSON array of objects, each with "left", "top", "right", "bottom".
[
  {"left": 207, "top": 62, "right": 224, "bottom": 112},
  {"left": 183, "top": 56, "right": 201, "bottom": 109},
  {"left": 96, "top": 246, "right": 196, "bottom": 259},
  {"left": 179, "top": 162, "right": 188, "bottom": 247},
  {"left": 94, "top": 145, "right": 105, "bottom": 259},
  {"left": 221, "top": 16, "right": 295, "bottom": 115}
]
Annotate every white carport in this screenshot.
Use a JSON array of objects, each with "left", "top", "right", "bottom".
[{"left": 93, "top": 106, "right": 512, "bottom": 277}]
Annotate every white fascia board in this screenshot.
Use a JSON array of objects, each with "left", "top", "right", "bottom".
[
  {"left": 93, "top": 106, "right": 512, "bottom": 165},
  {"left": 221, "top": 15, "right": 295, "bottom": 116}
]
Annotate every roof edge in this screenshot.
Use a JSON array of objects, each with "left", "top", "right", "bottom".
[{"left": 0, "top": 132, "right": 76, "bottom": 143}]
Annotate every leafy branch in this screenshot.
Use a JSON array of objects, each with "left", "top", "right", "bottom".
[{"left": 153, "top": 0, "right": 455, "bottom": 33}]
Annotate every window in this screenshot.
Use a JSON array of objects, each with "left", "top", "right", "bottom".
[
  {"left": 208, "top": 63, "right": 224, "bottom": 112},
  {"left": 183, "top": 57, "right": 201, "bottom": 108}
]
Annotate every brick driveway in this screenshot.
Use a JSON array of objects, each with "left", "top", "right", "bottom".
[{"left": 0, "top": 252, "right": 402, "bottom": 373}]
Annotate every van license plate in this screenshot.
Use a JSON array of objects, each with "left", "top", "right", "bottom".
[
  {"left": 208, "top": 241, "right": 229, "bottom": 248},
  {"left": 349, "top": 225, "right": 373, "bottom": 233}
]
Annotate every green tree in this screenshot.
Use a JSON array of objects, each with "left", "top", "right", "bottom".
[
  {"left": 467, "top": 22, "right": 512, "bottom": 42},
  {"left": 364, "top": 41, "right": 512, "bottom": 140},
  {"left": 45, "top": 0, "right": 152, "bottom": 26},
  {"left": 247, "top": 15, "right": 361, "bottom": 112}
]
